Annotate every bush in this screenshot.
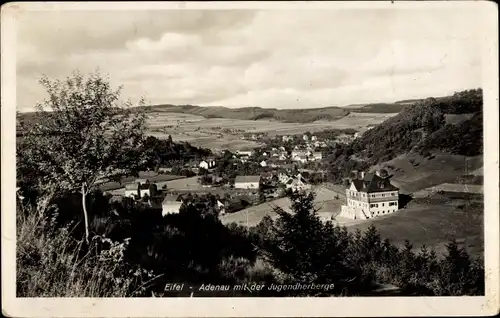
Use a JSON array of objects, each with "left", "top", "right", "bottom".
[{"left": 16, "top": 204, "right": 153, "bottom": 297}]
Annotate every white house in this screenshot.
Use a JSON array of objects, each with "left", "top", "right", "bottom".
[
  {"left": 278, "top": 153, "right": 288, "bottom": 161},
  {"left": 234, "top": 175, "right": 261, "bottom": 189},
  {"left": 237, "top": 150, "right": 254, "bottom": 157},
  {"left": 302, "top": 135, "right": 309, "bottom": 141},
  {"left": 291, "top": 151, "right": 308, "bottom": 163},
  {"left": 260, "top": 160, "right": 267, "bottom": 167},
  {"left": 199, "top": 158, "right": 216, "bottom": 170},
  {"left": 124, "top": 183, "right": 140, "bottom": 198},
  {"left": 139, "top": 183, "right": 157, "bottom": 198},
  {"left": 339, "top": 171, "right": 399, "bottom": 220},
  {"left": 162, "top": 194, "right": 184, "bottom": 216},
  {"left": 199, "top": 161, "right": 209, "bottom": 170},
  {"left": 311, "top": 152, "right": 323, "bottom": 161},
  {"left": 311, "top": 136, "right": 318, "bottom": 141},
  {"left": 291, "top": 150, "right": 306, "bottom": 159}
]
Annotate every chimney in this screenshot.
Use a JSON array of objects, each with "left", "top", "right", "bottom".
[
  {"left": 359, "top": 171, "right": 365, "bottom": 179},
  {"left": 351, "top": 170, "right": 358, "bottom": 179}
]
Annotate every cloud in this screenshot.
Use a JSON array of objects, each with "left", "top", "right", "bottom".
[{"left": 16, "top": 8, "right": 484, "bottom": 111}]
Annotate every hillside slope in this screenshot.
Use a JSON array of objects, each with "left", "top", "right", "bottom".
[
  {"left": 352, "top": 88, "right": 483, "bottom": 164},
  {"left": 324, "top": 89, "right": 483, "bottom": 182}
]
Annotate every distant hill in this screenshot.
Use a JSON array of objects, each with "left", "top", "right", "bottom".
[
  {"left": 141, "top": 101, "right": 410, "bottom": 123},
  {"left": 350, "top": 103, "right": 407, "bottom": 113},
  {"left": 143, "top": 104, "right": 351, "bottom": 123},
  {"left": 17, "top": 90, "right": 479, "bottom": 128}
]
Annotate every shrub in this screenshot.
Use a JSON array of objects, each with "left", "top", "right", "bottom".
[{"left": 16, "top": 204, "right": 152, "bottom": 297}]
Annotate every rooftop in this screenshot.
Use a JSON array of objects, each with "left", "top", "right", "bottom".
[
  {"left": 162, "top": 194, "right": 182, "bottom": 203},
  {"left": 125, "top": 183, "right": 139, "bottom": 190},
  {"left": 234, "top": 175, "right": 261, "bottom": 183},
  {"left": 350, "top": 173, "right": 399, "bottom": 193}
]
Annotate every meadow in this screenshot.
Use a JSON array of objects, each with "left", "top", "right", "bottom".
[
  {"left": 221, "top": 190, "right": 484, "bottom": 258},
  {"left": 347, "top": 197, "right": 484, "bottom": 257},
  {"left": 220, "top": 186, "right": 344, "bottom": 227},
  {"left": 371, "top": 152, "right": 483, "bottom": 194}
]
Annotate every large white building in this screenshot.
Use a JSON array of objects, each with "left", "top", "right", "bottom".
[
  {"left": 234, "top": 175, "right": 261, "bottom": 189},
  {"left": 339, "top": 170, "right": 399, "bottom": 220}
]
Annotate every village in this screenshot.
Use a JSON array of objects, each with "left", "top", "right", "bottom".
[{"left": 99, "top": 127, "right": 398, "bottom": 223}]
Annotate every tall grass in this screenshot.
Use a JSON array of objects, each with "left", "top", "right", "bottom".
[{"left": 16, "top": 204, "right": 148, "bottom": 297}]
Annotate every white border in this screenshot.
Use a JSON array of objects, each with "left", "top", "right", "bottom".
[{"left": 2, "top": 1, "right": 499, "bottom": 317}]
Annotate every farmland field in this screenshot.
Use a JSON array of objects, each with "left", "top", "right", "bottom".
[{"left": 145, "top": 111, "right": 398, "bottom": 151}]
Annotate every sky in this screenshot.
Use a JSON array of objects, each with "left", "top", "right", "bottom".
[{"left": 16, "top": 8, "right": 484, "bottom": 111}]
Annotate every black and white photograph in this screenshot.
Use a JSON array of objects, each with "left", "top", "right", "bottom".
[{"left": 2, "top": 1, "right": 499, "bottom": 317}]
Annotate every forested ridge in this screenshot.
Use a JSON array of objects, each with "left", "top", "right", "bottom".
[{"left": 324, "top": 89, "right": 483, "bottom": 182}]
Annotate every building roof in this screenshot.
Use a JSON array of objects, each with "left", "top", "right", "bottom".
[
  {"left": 140, "top": 183, "right": 154, "bottom": 190},
  {"left": 125, "top": 183, "right": 139, "bottom": 190},
  {"left": 350, "top": 173, "right": 399, "bottom": 193},
  {"left": 234, "top": 175, "right": 261, "bottom": 183},
  {"left": 162, "top": 194, "right": 182, "bottom": 203}
]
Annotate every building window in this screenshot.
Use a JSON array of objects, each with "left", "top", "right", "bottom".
[{"left": 382, "top": 203, "right": 385, "bottom": 207}]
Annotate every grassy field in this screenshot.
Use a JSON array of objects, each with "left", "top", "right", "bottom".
[
  {"left": 145, "top": 111, "right": 398, "bottom": 151},
  {"left": 220, "top": 186, "right": 344, "bottom": 227},
  {"left": 100, "top": 174, "right": 185, "bottom": 192},
  {"left": 371, "top": 152, "right": 483, "bottom": 193},
  {"left": 220, "top": 171, "right": 484, "bottom": 259},
  {"left": 155, "top": 176, "right": 201, "bottom": 191},
  {"left": 346, "top": 197, "right": 484, "bottom": 257},
  {"left": 221, "top": 191, "right": 484, "bottom": 257}
]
